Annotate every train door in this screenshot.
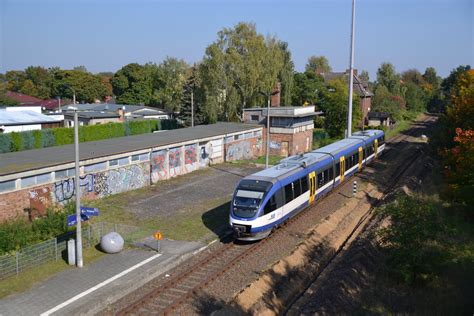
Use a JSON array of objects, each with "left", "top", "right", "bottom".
[
  {"left": 374, "top": 139, "right": 379, "bottom": 159},
  {"left": 358, "top": 147, "right": 363, "bottom": 171},
  {"left": 309, "top": 171, "right": 316, "bottom": 203},
  {"left": 339, "top": 156, "right": 345, "bottom": 182}
]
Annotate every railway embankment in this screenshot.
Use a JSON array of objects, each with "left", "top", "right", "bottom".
[{"left": 219, "top": 115, "right": 437, "bottom": 315}]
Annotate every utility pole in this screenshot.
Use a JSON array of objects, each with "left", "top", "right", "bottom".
[
  {"left": 191, "top": 91, "right": 194, "bottom": 127},
  {"left": 265, "top": 96, "right": 270, "bottom": 169},
  {"left": 347, "top": 0, "right": 356, "bottom": 137},
  {"left": 67, "top": 87, "right": 83, "bottom": 269}
]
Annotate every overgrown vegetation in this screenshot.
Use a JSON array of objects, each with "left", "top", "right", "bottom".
[
  {"left": 0, "top": 119, "right": 178, "bottom": 153},
  {"left": 0, "top": 203, "right": 75, "bottom": 255}
]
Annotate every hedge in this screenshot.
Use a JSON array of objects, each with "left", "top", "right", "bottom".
[{"left": 0, "top": 119, "right": 177, "bottom": 154}]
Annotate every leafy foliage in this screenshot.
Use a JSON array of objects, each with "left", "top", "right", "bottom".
[
  {"left": 319, "top": 78, "right": 361, "bottom": 137},
  {"left": 377, "top": 195, "right": 444, "bottom": 285},
  {"left": 291, "top": 71, "right": 326, "bottom": 106},
  {"left": 0, "top": 204, "right": 75, "bottom": 255},
  {"left": 152, "top": 57, "right": 189, "bottom": 113},
  {"left": 199, "top": 22, "right": 293, "bottom": 122},
  {"left": 305, "top": 55, "right": 332, "bottom": 74}
]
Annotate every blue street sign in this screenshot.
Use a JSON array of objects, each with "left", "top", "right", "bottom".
[
  {"left": 67, "top": 214, "right": 90, "bottom": 227},
  {"left": 80, "top": 206, "right": 100, "bottom": 217}
]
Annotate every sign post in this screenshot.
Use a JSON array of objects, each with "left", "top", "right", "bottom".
[{"left": 153, "top": 231, "right": 163, "bottom": 253}]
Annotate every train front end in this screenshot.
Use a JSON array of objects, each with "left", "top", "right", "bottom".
[{"left": 229, "top": 178, "right": 273, "bottom": 241}]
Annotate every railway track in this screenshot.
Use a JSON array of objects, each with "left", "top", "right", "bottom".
[
  {"left": 116, "top": 115, "right": 434, "bottom": 315},
  {"left": 284, "top": 116, "right": 435, "bottom": 314}
]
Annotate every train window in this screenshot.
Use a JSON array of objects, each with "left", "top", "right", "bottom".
[
  {"left": 264, "top": 195, "right": 277, "bottom": 214},
  {"left": 294, "top": 179, "right": 302, "bottom": 197},
  {"left": 284, "top": 184, "right": 294, "bottom": 203},
  {"left": 329, "top": 167, "right": 334, "bottom": 180},
  {"left": 317, "top": 172, "right": 324, "bottom": 187},
  {"left": 301, "top": 176, "right": 308, "bottom": 193},
  {"left": 323, "top": 169, "right": 329, "bottom": 185},
  {"left": 275, "top": 188, "right": 285, "bottom": 208},
  {"left": 336, "top": 163, "right": 340, "bottom": 176}
]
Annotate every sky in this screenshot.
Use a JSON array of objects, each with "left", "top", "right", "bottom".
[{"left": 0, "top": 0, "right": 472, "bottom": 80}]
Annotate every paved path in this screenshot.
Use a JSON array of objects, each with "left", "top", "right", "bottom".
[{"left": 0, "top": 239, "right": 205, "bottom": 316}]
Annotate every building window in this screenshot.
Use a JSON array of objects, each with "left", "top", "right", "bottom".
[
  {"left": 251, "top": 115, "right": 259, "bottom": 121},
  {"left": 0, "top": 180, "right": 16, "bottom": 192}
]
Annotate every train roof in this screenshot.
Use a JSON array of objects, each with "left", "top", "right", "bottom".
[{"left": 242, "top": 129, "right": 384, "bottom": 184}]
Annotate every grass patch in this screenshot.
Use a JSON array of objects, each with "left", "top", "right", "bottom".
[
  {"left": 140, "top": 197, "right": 231, "bottom": 241},
  {"left": 0, "top": 245, "right": 105, "bottom": 299}
]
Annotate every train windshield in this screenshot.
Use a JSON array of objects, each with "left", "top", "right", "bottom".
[{"left": 233, "top": 180, "right": 272, "bottom": 218}]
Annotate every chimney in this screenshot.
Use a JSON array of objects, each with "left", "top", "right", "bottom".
[{"left": 271, "top": 82, "right": 281, "bottom": 107}]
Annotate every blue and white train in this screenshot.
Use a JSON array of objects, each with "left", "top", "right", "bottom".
[{"left": 230, "top": 130, "right": 386, "bottom": 241}]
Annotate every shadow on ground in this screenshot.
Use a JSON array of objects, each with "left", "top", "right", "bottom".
[{"left": 201, "top": 201, "right": 232, "bottom": 241}]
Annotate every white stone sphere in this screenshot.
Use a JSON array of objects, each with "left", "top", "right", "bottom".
[{"left": 100, "top": 232, "right": 124, "bottom": 254}]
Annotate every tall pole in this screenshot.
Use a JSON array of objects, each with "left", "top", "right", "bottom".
[
  {"left": 191, "top": 91, "right": 194, "bottom": 127},
  {"left": 347, "top": 0, "right": 356, "bottom": 137},
  {"left": 73, "top": 93, "right": 83, "bottom": 268},
  {"left": 265, "top": 96, "right": 270, "bottom": 169}
]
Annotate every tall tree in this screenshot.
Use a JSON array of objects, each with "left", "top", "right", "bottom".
[
  {"left": 291, "top": 71, "right": 326, "bottom": 106},
  {"left": 199, "top": 22, "right": 291, "bottom": 122},
  {"left": 423, "top": 67, "right": 439, "bottom": 88},
  {"left": 277, "top": 41, "right": 295, "bottom": 106},
  {"left": 305, "top": 56, "right": 332, "bottom": 74},
  {"left": 53, "top": 69, "right": 108, "bottom": 103},
  {"left": 401, "top": 69, "right": 425, "bottom": 85},
  {"left": 359, "top": 70, "right": 370, "bottom": 84},
  {"left": 179, "top": 65, "right": 204, "bottom": 126},
  {"left": 376, "top": 62, "right": 401, "bottom": 95},
  {"left": 152, "top": 57, "right": 189, "bottom": 113},
  {"left": 111, "top": 63, "right": 153, "bottom": 105},
  {"left": 319, "top": 78, "right": 361, "bottom": 137}
]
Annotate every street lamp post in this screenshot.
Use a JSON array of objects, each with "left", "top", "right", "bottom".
[{"left": 65, "top": 85, "right": 83, "bottom": 268}]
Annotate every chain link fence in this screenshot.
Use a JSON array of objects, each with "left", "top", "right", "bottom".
[{"left": 0, "top": 222, "right": 143, "bottom": 280}]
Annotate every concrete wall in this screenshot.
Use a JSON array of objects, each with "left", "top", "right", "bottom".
[{"left": 0, "top": 128, "right": 263, "bottom": 223}]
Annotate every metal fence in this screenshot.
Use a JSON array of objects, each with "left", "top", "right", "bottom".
[{"left": 0, "top": 222, "right": 142, "bottom": 280}]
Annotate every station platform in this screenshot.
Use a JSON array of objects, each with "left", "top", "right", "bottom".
[{"left": 0, "top": 239, "right": 207, "bottom": 316}]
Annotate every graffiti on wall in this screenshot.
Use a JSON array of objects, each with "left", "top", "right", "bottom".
[
  {"left": 200, "top": 142, "right": 213, "bottom": 167},
  {"left": 184, "top": 144, "right": 197, "bottom": 172},
  {"left": 151, "top": 150, "right": 168, "bottom": 183},
  {"left": 169, "top": 147, "right": 182, "bottom": 177},
  {"left": 54, "top": 174, "right": 95, "bottom": 203},
  {"left": 185, "top": 145, "right": 197, "bottom": 164},
  {"left": 226, "top": 141, "right": 252, "bottom": 161},
  {"left": 270, "top": 141, "right": 281, "bottom": 149},
  {"left": 29, "top": 186, "right": 51, "bottom": 215},
  {"left": 106, "top": 164, "right": 149, "bottom": 195}
]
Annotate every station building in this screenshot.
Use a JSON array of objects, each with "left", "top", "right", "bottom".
[
  {"left": 243, "top": 105, "right": 318, "bottom": 157},
  {"left": 0, "top": 123, "right": 263, "bottom": 223}
]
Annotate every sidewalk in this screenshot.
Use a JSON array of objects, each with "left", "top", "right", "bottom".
[{"left": 0, "top": 239, "right": 206, "bottom": 316}]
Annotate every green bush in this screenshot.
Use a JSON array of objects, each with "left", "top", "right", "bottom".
[
  {"left": 376, "top": 195, "right": 445, "bottom": 285},
  {"left": 21, "top": 131, "right": 35, "bottom": 150},
  {"left": 33, "top": 130, "right": 42, "bottom": 149},
  {"left": 0, "top": 219, "right": 36, "bottom": 254},
  {"left": 0, "top": 119, "right": 177, "bottom": 153},
  {"left": 52, "top": 127, "right": 74, "bottom": 146},
  {"left": 0, "top": 133, "right": 12, "bottom": 153},
  {"left": 41, "top": 129, "right": 56, "bottom": 148},
  {"left": 10, "top": 132, "right": 23, "bottom": 152},
  {"left": 0, "top": 203, "right": 75, "bottom": 255}
]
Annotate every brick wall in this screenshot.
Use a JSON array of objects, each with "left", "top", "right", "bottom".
[
  {"left": 264, "top": 129, "right": 313, "bottom": 157},
  {"left": 0, "top": 183, "right": 53, "bottom": 222}
]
